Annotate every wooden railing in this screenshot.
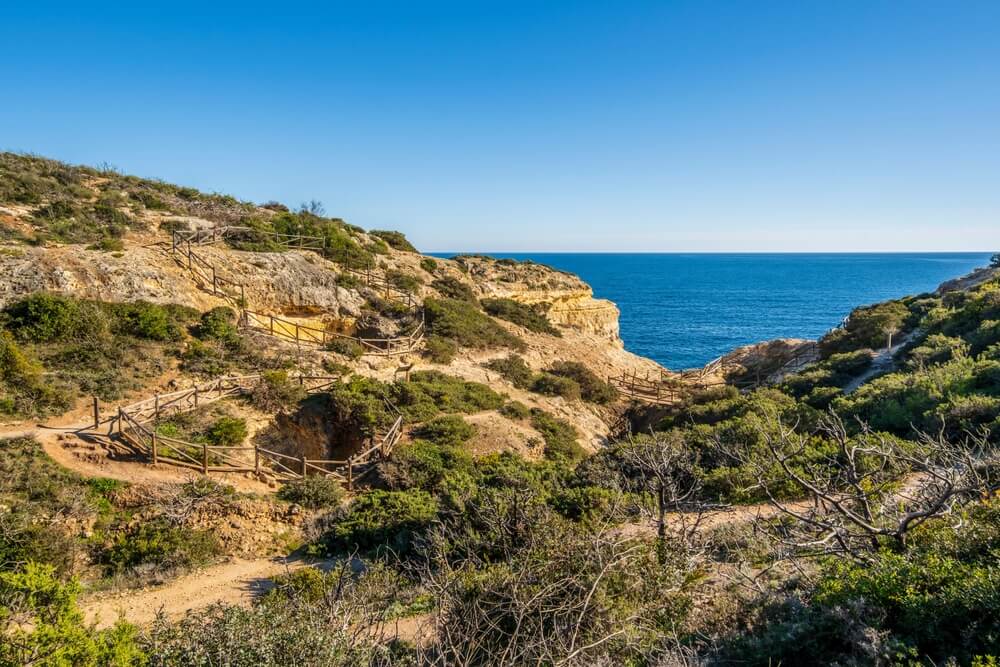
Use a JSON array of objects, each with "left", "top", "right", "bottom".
[
  {"left": 116, "top": 374, "right": 403, "bottom": 490},
  {"left": 609, "top": 370, "right": 686, "bottom": 406},
  {"left": 169, "top": 227, "right": 424, "bottom": 356}
]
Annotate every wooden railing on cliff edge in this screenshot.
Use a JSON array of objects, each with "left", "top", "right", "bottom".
[
  {"left": 115, "top": 374, "right": 403, "bottom": 490},
  {"left": 169, "top": 227, "right": 423, "bottom": 356},
  {"left": 611, "top": 345, "right": 820, "bottom": 405}
]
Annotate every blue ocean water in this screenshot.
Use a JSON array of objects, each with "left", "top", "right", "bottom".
[{"left": 432, "top": 252, "right": 993, "bottom": 370}]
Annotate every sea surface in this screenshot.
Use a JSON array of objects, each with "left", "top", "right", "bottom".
[{"left": 432, "top": 252, "right": 993, "bottom": 370}]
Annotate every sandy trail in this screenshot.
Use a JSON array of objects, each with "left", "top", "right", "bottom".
[{"left": 80, "top": 556, "right": 324, "bottom": 629}]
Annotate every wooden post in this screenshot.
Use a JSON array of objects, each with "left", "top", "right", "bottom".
[
  {"left": 151, "top": 430, "right": 158, "bottom": 465},
  {"left": 202, "top": 445, "right": 209, "bottom": 474},
  {"left": 154, "top": 395, "right": 160, "bottom": 424},
  {"left": 347, "top": 457, "right": 354, "bottom": 491},
  {"left": 254, "top": 448, "right": 261, "bottom": 475},
  {"left": 193, "top": 387, "right": 199, "bottom": 408},
  {"left": 300, "top": 454, "right": 307, "bottom": 478},
  {"left": 117, "top": 407, "right": 123, "bottom": 436},
  {"left": 92, "top": 396, "right": 100, "bottom": 429}
]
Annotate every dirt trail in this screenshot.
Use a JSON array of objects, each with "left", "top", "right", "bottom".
[
  {"left": 81, "top": 556, "right": 323, "bottom": 629},
  {"left": 843, "top": 329, "right": 921, "bottom": 394}
]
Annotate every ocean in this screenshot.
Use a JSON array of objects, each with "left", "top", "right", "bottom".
[{"left": 432, "top": 252, "right": 993, "bottom": 370}]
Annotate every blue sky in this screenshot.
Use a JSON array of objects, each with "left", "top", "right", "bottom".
[{"left": 2, "top": 1, "right": 998, "bottom": 252}]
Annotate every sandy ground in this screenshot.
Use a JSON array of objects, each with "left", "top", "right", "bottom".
[{"left": 80, "top": 556, "right": 320, "bottom": 629}]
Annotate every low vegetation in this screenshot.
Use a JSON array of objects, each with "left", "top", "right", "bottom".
[
  {"left": 423, "top": 297, "right": 525, "bottom": 352},
  {"left": 481, "top": 297, "right": 561, "bottom": 335}
]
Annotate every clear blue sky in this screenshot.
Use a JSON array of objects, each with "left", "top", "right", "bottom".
[{"left": 2, "top": 1, "right": 998, "bottom": 252}]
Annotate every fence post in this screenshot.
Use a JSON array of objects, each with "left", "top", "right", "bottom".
[
  {"left": 254, "top": 448, "right": 260, "bottom": 475},
  {"left": 300, "top": 454, "right": 307, "bottom": 478},
  {"left": 203, "top": 445, "right": 209, "bottom": 474},
  {"left": 117, "top": 407, "right": 123, "bottom": 436},
  {"left": 154, "top": 395, "right": 160, "bottom": 424},
  {"left": 92, "top": 396, "right": 100, "bottom": 429},
  {"left": 187, "top": 242, "right": 192, "bottom": 269},
  {"left": 348, "top": 457, "right": 354, "bottom": 491},
  {"left": 193, "top": 387, "right": 199, "bottom": 408},
  {"left": 151, "top": 430, "right": 158, "bottom": 465}
]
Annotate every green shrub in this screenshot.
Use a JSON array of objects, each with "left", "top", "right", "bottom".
[
  {"left": 0, "top": 562, "right": 145, "bottom": 667},
  {"left": 326, "top": 489, "right": 439, "bottom": 555},
  {"left": 251, "top": 370, "right": 307, "bottom": 412},
  {"left": 326, "top": 336, "right": 364, "bottom": 359},
  {"left": 370, "top": 230, "right": 417, "bottom": 252},
  {"left": 484, "top": 354, "right": 534, "bottom": 388},
  {"left": 111, "top": 301, "right": 189, "bottom": 341},
  {"left": 420, "top": 257, "right": 438, "bottom": 273},
  {"left": 0, "top": 332, "right": 73, "bottom": 416},
  {"left": 96, "top": 520, "right": 221, "bottom": 574},
  {"left": 424, "top": 297, "right": 525, "bottom": 351},
  {"left": 412, "top": 415, "right": 475, "bottom": 447},
  {"left": 88, "top": 236, "right": 124, "bottom": 252},
  {"left": 820, "top": 300, "right": 912, "bottom": 355},
  {"left": 3, "top": 293, "right": 83, "bottom": 342},
  {"left": 430, "top": 276, "right": 477, "bottom": 303},
  {"left": 544, "top": 361, "right": 617, "bottom": 404},
  {"left": 499, "top": 400, "right": 531, "bottom": 420},
  {"left": 481, "top": 298, "right": 561, "bottom": 336},
  {"left": 385, "top": 268, "right": 422, "bottom": 293},
  {"left": 205, "top": 416, "right": 248, "bottom": 447},
  {"left": 391, "top": 370, "right": 504, "bottom": 422},
  {"left": 530, "top": 408, "right": 584, "bottom": 461},
  {"left": 193, "top": 306, "right": 238, "bottom": 341},
  {"left": 381, "top": 439, "right": 474, "bottom": 491},
  {"left": 334, "top": 272, "right": 362, "bottom": 290},
  {"left": 530, "top": 372, "right": 581, "bottom": 400},
  {"left": 277, "top": 476, "right": 345, "bottom": 509},
  {"left": 423, "top": 335, "right": 458, "bottom": 364}
]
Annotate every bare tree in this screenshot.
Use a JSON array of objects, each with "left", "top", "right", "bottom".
[
  {"left": 299, "top": 199, "right": 325, "bottom": 217},
  {"left": 716, "top": 410, "right": 1000, "bottom": 563},
  {"left": 618, "top": 431, "right": 706, "bottom": 555}
]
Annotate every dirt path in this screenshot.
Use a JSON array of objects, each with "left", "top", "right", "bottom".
[
  {"left": 843, "top": 329, "right": 921, "bottom": 394},
  {"left": 0, "top": 420, "right": 276, "bottom": 493},
  {"left": 81, "top": 556, "right": 325, "bottom": 629}
]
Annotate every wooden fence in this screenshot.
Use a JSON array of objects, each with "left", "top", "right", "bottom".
[
  {"left": 115, "top": 374, "right": 403, "bottom": 490},
  {"left": 609, "top": 370, "right": 687, "bottom": 406},
  {"left": 169, "top": 227, "right": 424, "bottom": 356}
]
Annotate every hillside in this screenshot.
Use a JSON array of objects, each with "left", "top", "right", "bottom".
[{"left": 2, "top": 152, "right": 1000, "bottom": 666}]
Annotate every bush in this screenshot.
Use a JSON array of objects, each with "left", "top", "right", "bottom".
[
  {"left": 205, "top": 416, "right": 248, "bottom": 447},
  {"left": 391, "top": 370, "right": 504, "bottom": 422},
  {"left": 0, "top": 331, "right": 73, "bottom": 416},
  {"left": 430, "top": 276, "right": 477, "bottom": 303},
  {"left": 193, "top": 306, "right": 238, "bottom": 341},
  {"left": 530, "top": 372, "right": 581, "bottom": 400},
  {"left": 545, "top": 361, "right": 617, "bottom": 404},
  {"left": 3, "top": 293, "right": 83, "bottom": 342},
  {"left": 481, "top": 298, "right": 561, "bottom": 336},
  {"left": 820, "top": 300, "right": 912, "bottom": 355},
  {"left": 96, "top": 521, "right": 221, "bottom": 574},
  {"left": 277, "top": 476, "right": 345, "bottom": 509},
  {"left": 370, "top": 230, "right": 417, "bottom": 252},
  {"left": 88, "top": 236, "right": 124, "bottom": 252},
  {"left": 420, "top": 257, "right": 438, "bottom": 273},
  {"left": 424, "top": 297, "right": 525, "bottom": 352},
  {"left": 325, "top": 336, "right": 364, "bottom": 360},
  {"left": 385, "top": 268, "right": 422, "bottom": 293},
  {"left": 411, "top": 415, "right": 475, "bottom": 447},
  {"left": 0, "top": 562, "right": 145, "bottom": 667},
  {"left": 111, "top": 301, "right": 189, "bottom": 341},
  {"left": 530, "top": 408, "right": 584, "bottom": 461},
  {"left": 483, "top": 354, "right": 533, "bottom": 388},
  {"left": 326, "top": 489, "right": 439, "bottom": 555},
  {"left": 423, "top": 335, "right": 458, "bottom": 364},
  {"left": 251, "top": 371, "right": 307, "bottom": 412},
  {"left": 499, "top": 400, "right": 531, "bottom": 420},
  {"left": 381, "top": 439, "right": 474, "bottom": 491}
]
